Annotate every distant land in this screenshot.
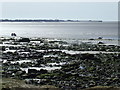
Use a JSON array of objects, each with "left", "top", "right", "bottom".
[{"left": 0, "top": 19, "right": 102, "bottom": 22}]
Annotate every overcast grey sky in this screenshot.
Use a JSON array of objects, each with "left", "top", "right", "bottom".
[{"left": 1, "top": 2, "right": 118, "bottom": 21}]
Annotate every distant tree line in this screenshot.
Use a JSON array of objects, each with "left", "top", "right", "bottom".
[
  {"left": 0, "top": 19, "right": 72, "bottom": 22},
  {"left": 0, "top": 19, "right": 102, "bottom": 22}
]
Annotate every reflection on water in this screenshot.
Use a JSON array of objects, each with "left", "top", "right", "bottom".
[{"left": 0, "top": 22, "right": 118, "bottom": 39}]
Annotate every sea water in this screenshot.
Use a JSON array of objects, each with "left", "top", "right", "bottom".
[{"left": 0, "top": 22, "right": 118, "bottom": 39}]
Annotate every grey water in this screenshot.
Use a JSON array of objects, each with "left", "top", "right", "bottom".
[{"left": 0, "top": 22, "right": 118, "bottom": 39}]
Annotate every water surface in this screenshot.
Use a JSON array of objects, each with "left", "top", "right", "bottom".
[{"left": 0, "top": 22, "right": 118, "bottom": 39}]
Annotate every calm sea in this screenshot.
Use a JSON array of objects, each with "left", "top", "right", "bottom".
[{"left": 0, "top": 22, "right": 118, "bottom": 39}]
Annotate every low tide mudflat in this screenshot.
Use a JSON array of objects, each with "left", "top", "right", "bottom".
[{"left": 1, "top": 37, "right": 120, "bottom": 90}]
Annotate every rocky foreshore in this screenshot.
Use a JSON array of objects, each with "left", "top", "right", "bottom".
[{"left": 0, "top": 37, "right": 120, "bottom": 90}]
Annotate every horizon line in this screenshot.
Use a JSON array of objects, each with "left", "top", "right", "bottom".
[{"left": 0, "top": 18, "right": 118, "bottom": 21}]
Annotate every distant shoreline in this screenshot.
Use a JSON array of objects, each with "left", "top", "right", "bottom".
[{"left": 0, "top": 19, "right": 103, "bottom": 22}]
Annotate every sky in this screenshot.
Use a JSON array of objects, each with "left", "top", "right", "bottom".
[{"left": 1, "top": 2, "right": 118, "bottom": 21}]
